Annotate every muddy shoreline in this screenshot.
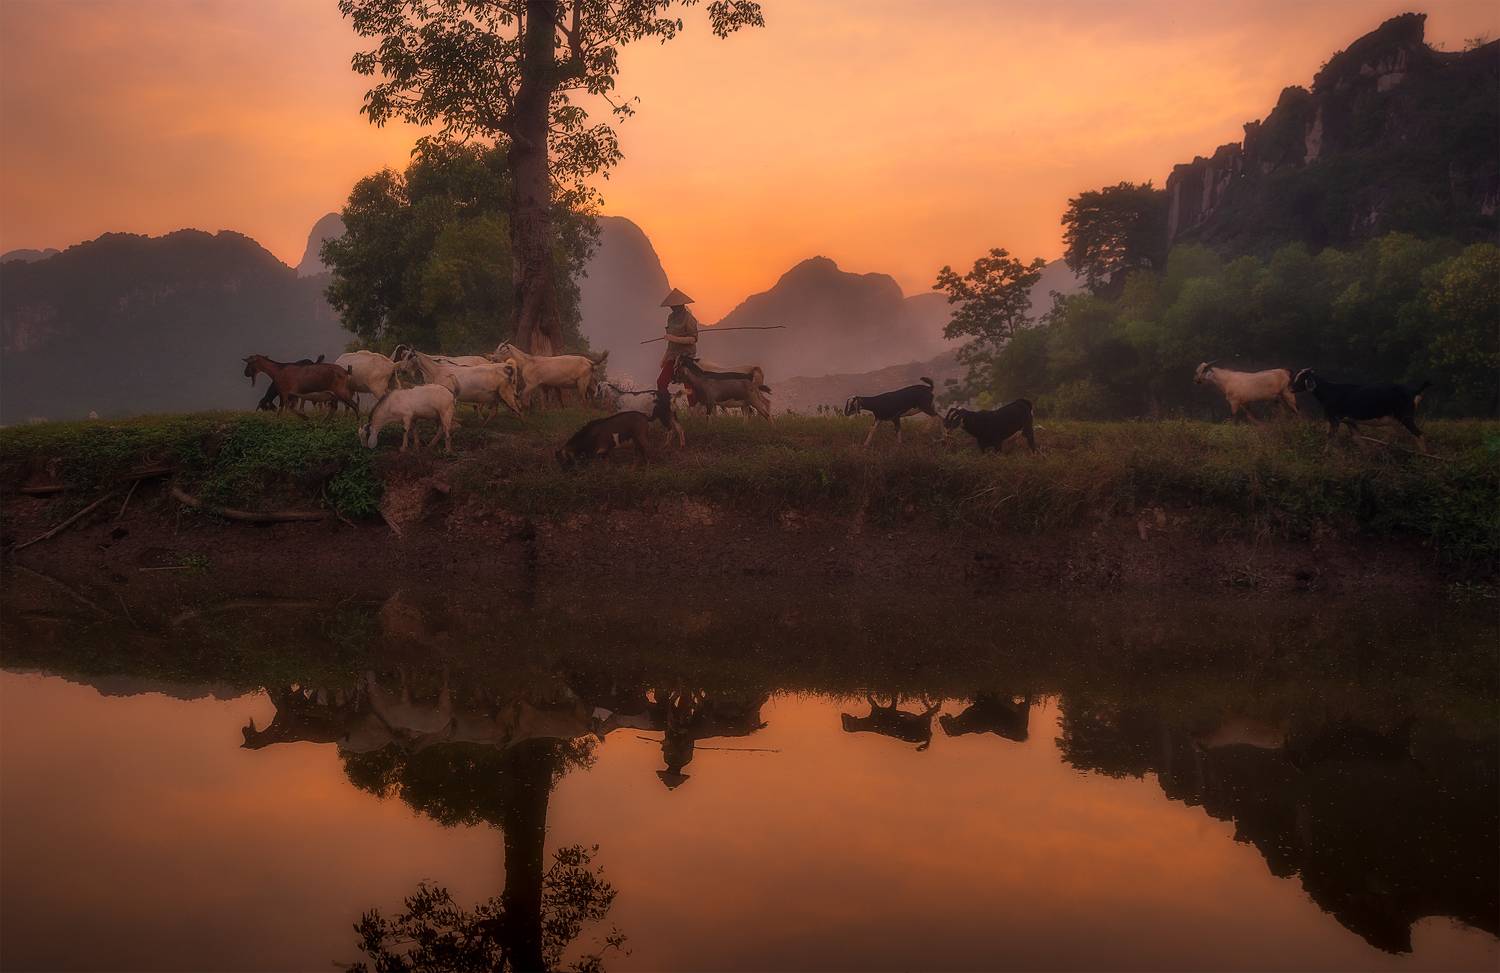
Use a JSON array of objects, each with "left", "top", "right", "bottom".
[{"left": 1, "top": 484, "right": 1472, "bottom": 604}]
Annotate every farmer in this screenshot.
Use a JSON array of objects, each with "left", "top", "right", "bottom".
[{"left": 656, "top": 287, "right": 699, "bottom": 396}]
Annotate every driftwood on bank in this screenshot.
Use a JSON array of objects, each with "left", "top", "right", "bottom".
[
  {"left": 11, "top": 492, "right": 119, "bottom": 552},
  {"left": 169, "top": 485, "right": 329, "bottom": 523},
  {"left": 16, "top": 466, "right": 177, "bottom": 497}
]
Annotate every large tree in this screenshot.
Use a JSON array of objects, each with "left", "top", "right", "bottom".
[
  {"left": 1061, "top": 181, "right": 1168, "bottom": 295},
  {"left": 339, "top": 0, "right": 765, "bottom": 355},
  {"left": 322, "top": 140, "right": 595, "bottom": 354}
]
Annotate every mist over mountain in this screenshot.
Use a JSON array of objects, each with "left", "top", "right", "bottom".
[
  {"left": 1, "top": 248, "right": 59, "bottom": 264},
  {"left": 0, "top": 208, "right": 1076, "bottom": 419},
  {"left": 773, "top": 351, "right": 965, "bottom": 415},
  {"left": 576, "top": 215, "right": 670, "bottom": 382},
  {"left": 698, "top": 257, "right": 950, "bottom": 381},
  {"left": 296, "top": 213, "right": 346, "bottom": 277},
  {"left": 1166, "top": 13, "right": 1498, "bottom": 251},
  {"left": 0, "top": 230, "right": 351, "bottom": 421}
]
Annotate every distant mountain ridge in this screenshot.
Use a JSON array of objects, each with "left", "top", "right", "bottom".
[
  {"left": 1, "top": 248, "right": 59, "bottom": 264},
  {"left": 576, "top": 215, "right": 671, "bottom": 381},
  {"left": 773, "top": 351, "right": 965, "bottom": 415},
  {"left": 297, "top": 213, "right": 346, "bottom": 276},
  {"left": 701, "top": 256, "right": 954, "bottom": 383},
  {"left": 0, "top": 229, "right": 350, "bottom": 420},
  {"left": 0, "top": 212, "right": 1077, "bottom": 419},
  {"left": 1165, "top": 13, "right": 1499, "bottom": 250}
]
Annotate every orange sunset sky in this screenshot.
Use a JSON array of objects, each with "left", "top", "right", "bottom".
[{"left": 2, "top": 0, "right": 1497, "bottom": 319}]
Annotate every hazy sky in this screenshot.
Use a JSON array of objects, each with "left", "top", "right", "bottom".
[{"left": 2, "top": 0, "right": 1496, "bottom": 318}]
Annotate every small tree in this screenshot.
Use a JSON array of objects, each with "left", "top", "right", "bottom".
[
  {"left": 934, "top": 248, "right": 1047, "bottom": 397},
  {"left": 1061, "top": 181, "right": 1168, "bottom": 294},
  {"left": 340, "top": 0, "right": 765, "bottom": 355}
]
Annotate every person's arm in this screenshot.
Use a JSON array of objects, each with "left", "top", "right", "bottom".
[{"left": 664, "top": 332, "right": 697, "bottom": 347}]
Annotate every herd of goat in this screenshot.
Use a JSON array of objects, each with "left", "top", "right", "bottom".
[{"left": 241, "top": 344, "right": 1436, "bottom": 465}]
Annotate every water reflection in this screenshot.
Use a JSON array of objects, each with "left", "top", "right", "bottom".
[
  {"left": 1058, "top": 693, "right": 1498, "bottom": 955},
  {"left": 2, "top": 573, "right": 1497, "bottom": 971}
]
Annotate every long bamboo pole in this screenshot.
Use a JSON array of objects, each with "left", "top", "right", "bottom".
[{"left": 639, "top": 325, "right": 786, "bottom": 345}]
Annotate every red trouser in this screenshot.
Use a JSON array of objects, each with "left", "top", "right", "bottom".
[{"left": 658, "top": 360, "right": 696, "bottom": 405}]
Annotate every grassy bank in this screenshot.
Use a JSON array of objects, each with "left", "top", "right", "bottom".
[{"left": 3, "top": 409, "right": 1498, "bottom": 564}]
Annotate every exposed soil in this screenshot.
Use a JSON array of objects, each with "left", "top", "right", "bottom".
[{"left": 0, "top": 476, "right": 1464, "bottom": 607}]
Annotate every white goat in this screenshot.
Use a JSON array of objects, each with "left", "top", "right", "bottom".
[
  {"left": 358, "top": 381, "right": 458, "bottom": 451},
  {"left": 1194, "top": 361, "right": 1298, "bottom": 422},
  {"left": 399, "top": 351, "right": 522, "bottom": 422},
  {"left": 495, "top": 341, "right": 605, "bottom": 408},
  {"left": 336, "top": 350, "right": 402, "bottom": 400}
]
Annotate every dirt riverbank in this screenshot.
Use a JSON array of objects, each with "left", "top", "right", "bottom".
[{"left": 0, "top": 482, "right": 1470, "bottom": 603}]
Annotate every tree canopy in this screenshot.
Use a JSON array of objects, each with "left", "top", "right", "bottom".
[
  {"left": 933, "top": 248, "right": 1047, "bottom": 402},
  {"left": 945, "top": 234, "right": 1500, "bottom": 419},
  {"left": 1061, "top": 182, "right": 1168, "bottom": 294},
  {"left": 322, "top": 140, "right": 595, "bottom": 354}
]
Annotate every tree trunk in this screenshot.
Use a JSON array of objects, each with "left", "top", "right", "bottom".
[
  {"left": 510, "top": 0, "right": 563, "bottom": 356},
  {"left": 499, "top": 740, "right": 556, "bottom": 972}
]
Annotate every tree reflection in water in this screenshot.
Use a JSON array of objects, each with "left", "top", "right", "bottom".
[
  {"left": 1056, "top": 694, "right": 1499, "bottom": 954},
  {"left": 343, "top": 737, "right": 624, "bottom": 972}
]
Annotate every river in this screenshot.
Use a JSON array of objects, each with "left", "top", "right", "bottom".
[{"left": 1, "top": 576, "right": 1496, "bottom": 971}]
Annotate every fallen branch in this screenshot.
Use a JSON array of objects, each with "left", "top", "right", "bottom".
[
  {"left": 1354, "top": 434, "right": 1450, "bottom": 462},
  {"left": 115, "top": 478, "right": 140, "bottom": 521},
  {"left": 170, "top": 485, "right": 328, "bottom": 523},
  {"left": 169, "top": 597, "right": 332, "bottom": 627},
  {"left": 11, "top": 491, "right": 118, "bottom": 552},
  {"left": 6, "top": 562, "right": 116, "bottom": 617},
  {"left": 17, "top": 484, "right": 67, "bottom": 497}
]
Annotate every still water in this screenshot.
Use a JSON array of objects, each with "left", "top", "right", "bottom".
[{"left": 1, "top": 578, "right": 1496, "bottom": 971}]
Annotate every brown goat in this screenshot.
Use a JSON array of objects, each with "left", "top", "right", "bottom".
[
  {"left": 556, "top": 411, "right": 655, "bottom": 469},
  {"left": 243, "top": 354, "right": 359, "bottom": 417}
]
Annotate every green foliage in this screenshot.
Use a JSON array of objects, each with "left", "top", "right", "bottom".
[
  {"left": 954, "top": 233, "right": 1500, "bottom": 419},
  {"left": 350, "top": 847, "right": 622, "bottom": 973},
  {"left": 0, "top": 413, "right": 381, "bottom": 519},
  {"left": 339, "top": 0, "right": 764, "bottom": 192},
  {"left": 1061, "top": 181, "right": 1169, "bottom": 292},
  {"left": 323, "top": 141, "right": 594, "bottom": 354},
  {"left": 5, "top": 411, "right": 1496, "bottom": 565},
  {"left": 934, "top": 248, "right": 1047, "bottom": 400}
]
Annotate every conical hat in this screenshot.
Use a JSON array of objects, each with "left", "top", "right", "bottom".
[{"left": 660, "top": 288, "right": 694, "bottom": 307}]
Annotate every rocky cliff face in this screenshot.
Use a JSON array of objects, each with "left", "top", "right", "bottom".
[
  {"left": 296, "top": 213, "right": 346, "bottom": 277},
  {"left": 1166, "top": 14, "right": 1499, "bottom": 249}
]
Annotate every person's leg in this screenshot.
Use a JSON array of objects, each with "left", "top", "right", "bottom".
[{"left": 657, "top": 360, "right": 674, "bottom": 394}]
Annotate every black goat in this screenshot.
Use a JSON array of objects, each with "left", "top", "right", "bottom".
[
  {"left": 1290, "top": 369, "right": 1429, "bottom": 450},
  {"left": 943, "top": 401, "right": 1036, "bottom": 453},
  {"left": 844, "top": 377, "right": 939, "bottom": 446}
]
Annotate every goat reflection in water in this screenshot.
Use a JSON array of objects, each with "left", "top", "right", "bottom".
[{"left": 230, "top": 656, "right": 1495, "bottom": 966}]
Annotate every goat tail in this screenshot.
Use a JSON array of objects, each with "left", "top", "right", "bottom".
[
  {"left": 919, "top": 376, "right": 934, "bottom": 388},
  {"left": 760, "top": 385, "right": 772, "bottom": 394},
  {"left": 1412, "top": 379, "right": 1432, "bottom": 403}
]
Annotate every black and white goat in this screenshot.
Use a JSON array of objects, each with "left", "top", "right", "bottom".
[
  {"left": 943, "top": 400, "right": 1037, "bottom": 453},
  {"left": 1289, "top": 369, "right": 1430, "bottom": 451},
  {"left": 844, "top": 377, "right": 939, "bottom": 446}
]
